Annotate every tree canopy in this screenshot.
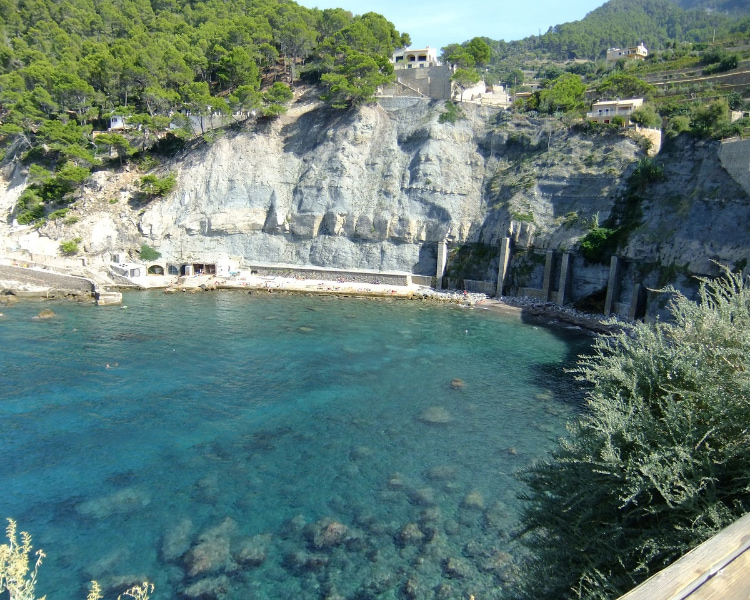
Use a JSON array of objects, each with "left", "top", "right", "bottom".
[
  {"left": 596, "top": 73, "right": 657, "bottom": 100},
  {"left": 0, "top": 0, "right": 407, "bottom": 223}
]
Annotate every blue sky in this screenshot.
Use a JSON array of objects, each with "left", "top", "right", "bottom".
[{"left": 304, "top": 0, "right": 607, "bottom": 51}]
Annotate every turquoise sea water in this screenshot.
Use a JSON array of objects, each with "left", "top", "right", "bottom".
[{"left": 0, "top": 291, "right": 589, "bottom": 599}]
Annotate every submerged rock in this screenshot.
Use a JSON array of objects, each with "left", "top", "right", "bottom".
[
  {"left": 425, "top": 465, "right": 456, "bottom": 481},
  {"left": 162, "top": 518, "right": 194, "bottom": 561},
  {"left": 181, "top": 575, "right": 230, "bottom": 599},
  {"left": 406, "top": 486, "right": 436, "bottom": 506},
  {"left": 234, "top": 533, "right": 272, "bottom": 566},
  {"left": 280, "top": 514, "right": 307, "bottom": 537},
  {"left": 418, "top": 507, "right": 442, "bottom": 524},
  {"left": 387, "top": 472, "right": 406, "bottom": 489},
  {"left": 305, "top": 518, "right": 349, "bottom": 549},
  {"left": 350, "top": 445, "right": 373, "bottom": 460},
  {"left": 36, "top": 308, "right": 56, "bottom": 319},
  {"left": 77, "top": 487, "right": 150, "bottom": 519},
  {"left": 417, "top": 406, "right": 452, "bottom": 425},
  {"left": 461, "top": 490, "right": 485, "bottom": 510},
  {"left": 396, "top": 522, "right": 424, "bottom": 547},
  {"left": 283, "top": 549, "right": 329, "bottom": 571},
  {"left": 443, "top": 556, "right": 472, "bottom": 578},
  {"left": 184, "top": 518, "right": 237, "bottom": 577}
]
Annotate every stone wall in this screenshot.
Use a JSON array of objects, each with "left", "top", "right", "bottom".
[
  {"left": 0, "top": 264, "right": 95, "bottom": 292},
  {"left": 394, "top": 65, "right": 453, "bottom": 101},
  {"left": 464, "top": 279, "right": 496, "bottom": 295},
  {"left": 633, "top": 126, "right": 662, "bottom": 156},
  {"left": 411, "top": 275, "right": 434, "bottom": 287},
  {"left": 246, "top": 265, "right": 409, "bottom": 286}
]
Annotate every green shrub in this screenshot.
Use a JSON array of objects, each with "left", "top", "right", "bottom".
[
  {"left": 139, "top": 243, "right": 161, "bottom": 261},
  {"left": 510, "top": 211, "right": 535, "bottom": 223},
  {"left": 666, "top": 115, "right": 691, "bottom": 137},
  {"left": 630, "top": 104, "right": 662, "bottom": 129},
  {"left": 579, "top": 226, "right": 618, "bottom": 262},
  {"left": 516, "top": 270, "right": 750, "bottom": 599},
  {"left": 438, "top": 101, "right": 465, "bottom": 124},
  {"left": 630, "top": 157, "right": 665, "bottom": 189},
  {"left": 60, "top": 238, "right": 82, "bottom": 255},
  {"left": 701, "top": 45, "right": 727, "bottom": 65},
  {"left": 571, "top": 120, "right": 620, "bottom": 136},
  {"left": 702, "top": 54, "right": 739, "bottom": 75},
  {"left": 48, "top": 208, "right": 68, "bottom": 220},
  {"left": 16, "top": 206, "right": 45, "bottom": 225},
  {"left": 691, "top": 98, "right": 731, "bottom": 138},
  {"left": 139, "top": 172, "right": 176, "bottom": 198},
  {"left": 138, "top": 155, "right": 159, "bottom": 171}
]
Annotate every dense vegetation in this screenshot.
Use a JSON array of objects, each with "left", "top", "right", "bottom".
[
  {"left": 0, "top": 0, "right": 407, "bottom": 223},
  {"left": 516, "top": 271, "right": 750, "bottom": 599},
  {"left": 441, "top": 0, "right": 750, "bottom": 86}
]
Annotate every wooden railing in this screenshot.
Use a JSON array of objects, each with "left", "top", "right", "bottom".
[{"left": 618, "top": 511, "right": 750, "bottom": 600}]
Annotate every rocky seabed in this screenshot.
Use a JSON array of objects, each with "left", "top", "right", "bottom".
[{"left": 150, "top": 468, "right": 519, "bottom": 600}]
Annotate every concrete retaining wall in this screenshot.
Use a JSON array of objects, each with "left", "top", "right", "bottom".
[
  {"left": 412, "top": 275, "right": 434, "bottom": 287},
  {"left": 0, "top": 264, "right": 94, "bottom": 292},
  {"left": 246, "top": 265, "right": 409, "bottom": 287},
  {"left": 464, "top": 279, "right": 497, "bottom": 295},
  {"left": 393, "top": 65, "right": 453, "bottom": 101}
]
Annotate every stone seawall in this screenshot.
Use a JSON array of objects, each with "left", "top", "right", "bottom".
[
  {"left": 0, "top": 264, "right": 95, "bottom": 292},
  {"left": 247, "top": 265, "right": 409, "bottom": 287}
]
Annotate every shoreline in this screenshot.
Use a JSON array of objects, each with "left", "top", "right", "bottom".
[
  {"left": 0, "top": 264, "right": 627, "bottom": 334},
  {"left": 1, "top": 272, "right": 624, "bottom": 335}
]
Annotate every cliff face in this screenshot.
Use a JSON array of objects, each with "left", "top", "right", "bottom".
[
  {"left": 2, "top": 95, "right": 750, "bottom": 293},
  {"left": 138, "top": 98, "right": 491, "bottom": 274}
]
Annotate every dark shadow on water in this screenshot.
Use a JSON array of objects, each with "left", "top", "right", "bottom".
[{"left": 519, "top": 308, "right": 597, "bottom": 411}]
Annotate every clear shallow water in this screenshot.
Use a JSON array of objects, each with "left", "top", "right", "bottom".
[{"left": 0, "top": 292, "right": 588, "bottom": 599}]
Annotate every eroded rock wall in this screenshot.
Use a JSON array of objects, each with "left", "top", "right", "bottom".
[{"left": 2, "top": 96, "right": 750, "bottom": 295}]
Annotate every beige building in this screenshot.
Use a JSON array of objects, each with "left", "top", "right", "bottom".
[
  {"left": 383, "top": 46, "right": 510, "bottom": 105},
  {"left": 606, "top": 43, "right": 648, "bottom": 63},
  {"left": 587, "top": 98, "right": 644, "bottom": 124},
  {"left": 379, "top": 46, "right": 451, "bottom": 100},
  {"left": 392, "top": 47, "right": 441, "bottom": 70}
]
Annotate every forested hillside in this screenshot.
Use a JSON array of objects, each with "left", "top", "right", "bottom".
[
  {"left": 0, "top": 0, "right": 407, "bottom": 223},
  {"left": 455, "top": 0, "right": 750, "bottom": 70},
  {"left": 674, "top": 0, "right": 750, "bottom": 16}
]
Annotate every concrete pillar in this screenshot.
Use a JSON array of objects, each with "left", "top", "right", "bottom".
[
  {"left": 436, "top": 240, "right": 448, "bottom": 290},
  {"left": 629, "top": 283, "right": 646, "bottom": 320},
  {"left": 542, "top": 250, "right": 555, "bottom": 301},
  {"left": 604, "top": 256, "right": 622, "bottom": 316},
  {"left": 556, "top": 252, "right": 571, "bottom": 305},
  {"left": 496, "top": 237, "right": 512, "bottom": 297}
]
